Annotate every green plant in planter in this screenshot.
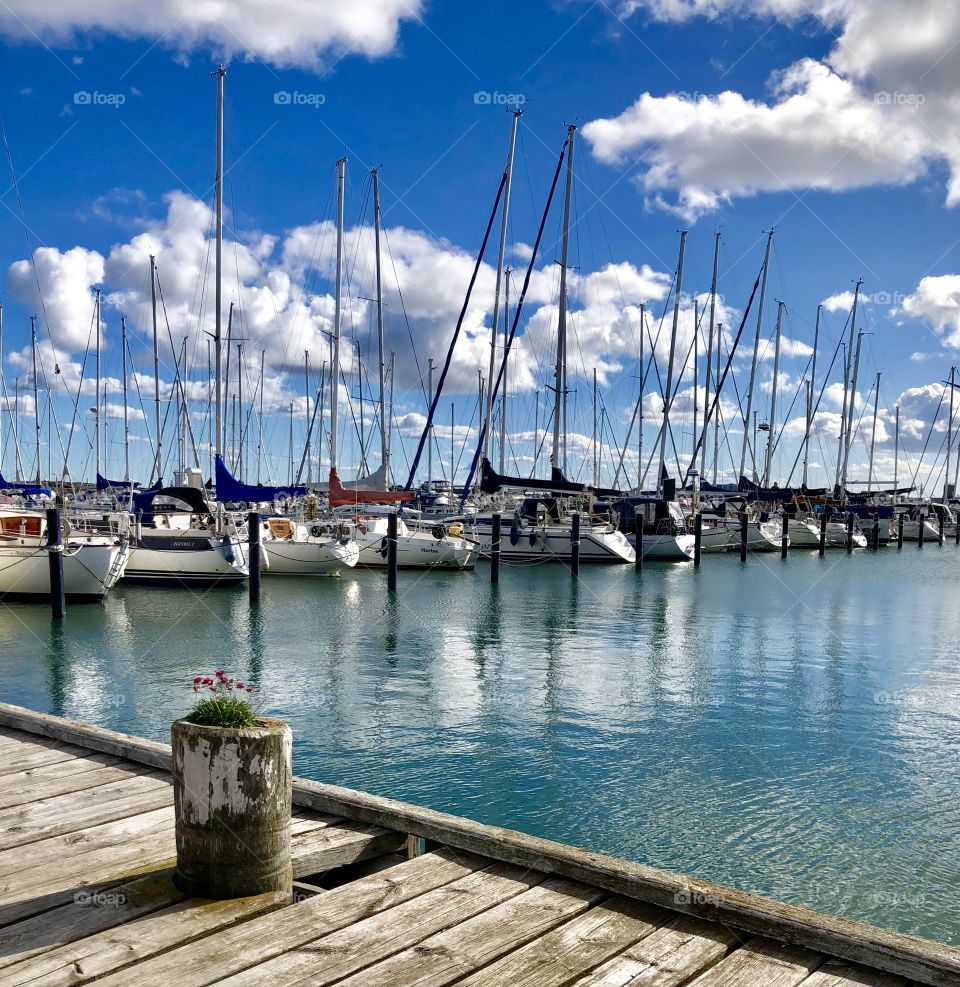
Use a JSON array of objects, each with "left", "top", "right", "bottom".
[{"left": 186, "top": 670, "right": 257, "bottom": 728}]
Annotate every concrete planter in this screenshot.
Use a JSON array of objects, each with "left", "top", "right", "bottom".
[{"left": 172, "top": 717, "right": 292, "bottom": 899}]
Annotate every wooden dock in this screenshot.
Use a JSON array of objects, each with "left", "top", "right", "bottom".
[{"left": 0, "top": 702, "right": 957, "bottom": 987}]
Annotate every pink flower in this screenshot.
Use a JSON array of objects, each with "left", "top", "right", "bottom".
[
  {"left": 209, "top": 686, "right": 217, "bottom": 693},
  {"left": 236, "top": 681, "right": 244, "bottom": 689},
  {"left": 193, "top": 685, "right": 199, "bottom": 692},
  {"left": 245, "top": 686, "right": 254, "bottom": 693},
  {"left": 193, "top": 676, "right": 202, "bottom": 684}
]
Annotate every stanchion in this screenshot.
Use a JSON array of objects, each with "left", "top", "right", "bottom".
[
  {"left": 819, "top": 509, "right": 828, "bottom": 557},
  {"left": 46, "top": 508, "right": 65, "bottom": 620},
  {"left": 387, "top": 513, "right": 398, "bottom": 592},
  {"left": 781, "top": 514, "right": 789, "bottom": 560},
  {"left": 739, "top": 513, "right": 748, "bottom": 562},
  {"left": 897, "top": 513, "right": 904, "bottom": 549},
  {"left": 248, "top": 511, "right": 261, "bottom": 604},
  {"left": 570, "top": 512, "right": 580, "bottom": 578},
  {"left": 693, "top": 513, "right": 702, "bottom": 568},
  {"left": 490, "top": 512, "right": 501, "bottom": 585}
]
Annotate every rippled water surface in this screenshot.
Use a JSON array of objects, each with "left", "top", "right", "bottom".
[{"left": 1, "top": 545, "right": 958, "bottom": 944}]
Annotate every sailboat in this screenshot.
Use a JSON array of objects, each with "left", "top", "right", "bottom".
[
  {"left": 0, "top": 506, "right": 129, "bottom": 601},
  {"left": 319, "top": 160, "right": 477, "bottom": 571},
  {"left": 215, "top": 455, "right": 360, "bottom": 576}
]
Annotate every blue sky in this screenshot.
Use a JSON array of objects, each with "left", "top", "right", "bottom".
[{"left": 2, "top": 0, "right": 960, "bottom": 491}]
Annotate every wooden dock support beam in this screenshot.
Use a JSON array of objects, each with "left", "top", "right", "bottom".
[
  {"left": 873, "top": 513, "right": 880, "bottom": 550},
  {"left": 938, "top": 513, "right": 945, "bottom": 545},
  {"left": 635, "top": 522, "right": 643, "bottom": 572},
  {"left": 739, "top": 513, "right": 748, "bottom": 562},
  {"left": 819, "top": 509, "right": 828, "bottom": 557},
  {"left": 846, "top": 514, "right": 855, "bottom": 552},
  {"left": 248, "top": 511, "right": 261, "bottom": 603},
  {"left": 387, "top": 513, "right": 398, "bottom": 592},
  {"left": 693, "top": 513, "right": 702, "bottom": 567},
  {"left": 46, "top": 508, "right": 65, "bottom": 620},
  {"left": 490, "top": 512, "right": 501, "bottom": 584},
  {"left": 918, "top": 514, "right": 925, "bottom": 548},
  {"left": 570, "top": 511, "right": 580, "bottom": 577},
  {"left": 897, "top": 513, "right": 904, "bottom": 549},
  {"left": 781, "top": 514, "right": 789, "bottom": 559}
]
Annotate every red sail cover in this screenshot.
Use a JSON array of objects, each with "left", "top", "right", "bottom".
[{"left": 327, "top": 468, "right": 416, "bottom": 508}]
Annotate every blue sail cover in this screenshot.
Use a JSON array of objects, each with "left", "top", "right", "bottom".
[
  {"left": 0, "top": 472, "right": 52, "bottom": 496},
  {"left": 215, "top": 456, "right": 306, "bottom": 503},
  {"left": 96, "top": 474, "right": 141, "bottom": 490}
]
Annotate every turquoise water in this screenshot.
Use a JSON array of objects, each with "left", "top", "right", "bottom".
[{"left": 1, "top": 545, "right": 958, "bottom": 945}]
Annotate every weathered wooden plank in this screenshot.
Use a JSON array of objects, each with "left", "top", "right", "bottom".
[
  {"left": 0, "top": 775, "right": 172, "bottom": 850},
  {"left": 0, "top": 815, "right": 176, "bottom": 925},
  {"left": 0, "top": 758, "right": 130, "bottom": 810},
  {"left": 683, "top": 937, "right": 824, "bottom": 986},
  {"left": 0, "top": 870, "right": 181, "bottom": 972},
  {"left": 0, "top": 706, "right": 171, "bottom": 772},
  {"left": 333, "top": 877, "right": 609, "bottom": 987},
  {"left": 569, "top": 913, "right": 740, "bottom": 986},
  {"left": 289, "top": 812, "right": 344, "bottom": 836},
  {"left": 289, "top": 819, "right": 406, "bottom": 876},
  {"left": 212, "top": 860, "right": 553, "bottom": 987},
  {"left": 287, "top": 777, "right": 960, "bottom": 987},
  {"left": 451, "top": 897, "right": 667, "bottom": 987},
  {"left": 799, "top": 960, "right": 910, "bottom": 986},
  {"left": 86, "top": 850, "right": 487, "bottom": 987},
  {"left": 0, "top": 886, "right": 286, "bottom": 987},
  {"left": 0, "top": 747, "right": 86, "bottom": 777},
  {"left": 0, "top": 807, "right": 174, "bottom": 880}
]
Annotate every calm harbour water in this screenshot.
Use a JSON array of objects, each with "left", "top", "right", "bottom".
[{"left": 1, "top": 545, "right": 958, "bottom": 945}]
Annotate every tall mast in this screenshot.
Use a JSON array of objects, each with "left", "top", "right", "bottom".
[
  {"left": 427, "top": 358, "right": 434, "bottom": 485},
  {"left": 945, "top": 366, "right": 955, "bottom": 503},
  {"left": 121, "top": 317, "right": 130, "bottom": 483},
  {"left": 304, "top": 350, "right": 311, "bottom": 484},
  {"left": 288, "top": 402, "right": 294, "bottom": 485},
  {"left": 387, "top": 351, "right": 395, "bottom": 474},
  {"left": 206, "top": 338, "right": 212, "bottom": 478},
  {"left": 499, "top": 267, "right": 511, "bottom": 474},
  {"left": 700, "top": 232, "right": 719, "bottom": 478},
  {"left": 763, "top": 299, "right": 784, "bottom": 485},
  {"left": 638, "top": 304, "right": 645, "bottom": 492},
  {"left": 592, "top": 367, "right": 598, "bottom": 487},
  {"left": 692, "top": 299, "right": 698, "bottom": 474},
  {"left": 840, "top": 329, "right": 864, "bottom": 492},
  {"left": 657, "top": 230, "right": 687, "bottom": 497},
  {"left": 149, "top": 256, "right": 161, "bottom": 481},
  {"left": 13, "top": 377, "right": 20, "bottom": 480},
  {"left": 0, "top": 304, "right": 3, "bottom": 477},
  {"left": 331, "top": 156, "right": 346, "bottom": 472},
  {"left": 713, "top": 321, "right": 722, "bottom": 484},
  {"left": 213, "top": 65, "right": 226, "bottom": 469},
  {"left": 30, "top": 315, "right": 41, "bottom": 483},
  {"left": 739, "top": 229, "right": 773, "bottom": 482},
  {"left": 868, "top": 371, "right": 881, "bottom": 492},
  {"left": 94, "top": 289, "right": 101, "bottom": 481},
  {"left": 835, "top": 278, "right": 861, "bottom": 488},
  {"left": 893, "top": 405, "right": 899, "bottom": 500},
  {"left": 372, "top": 167, "right": 388, "bottom": 478},
  {"left": 802, "top": 304, "right": 821, "bottom": 488},
  {"left": 483, "top": 109, "right": 522, "bottom": 465},
  {"left": 237, "top": 343, "right": 244, "bottom": 481},
  {"left": 223, "top": 302, "right": 233, "bottom": 454},
  {"left": 450, "top": 401, "right": 455, "bottom": 487},
  {"left": 257, "top": 349, "right": 265, "bottom": 484},
  {"left": 551, "top": 124, "right": 576, "bottom": 474}
]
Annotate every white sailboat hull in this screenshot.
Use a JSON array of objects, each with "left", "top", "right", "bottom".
[
  {"left": 0, "top": 540, "right": 129, "bottom": 601},
  {"left": 470, "top": 520, "right": 635, "bottom": 564},
  {"left": 355, "top": 531, "right": 477, "bottom": 570},
  {"left": 123, "top": 534, "right": 248, "bottom": 586},
  {"left": 628, "top": 532, "right": 695, "bottom": 561},
  {"left": 262, "top": 538, "right": 360, "bottom": 575}
]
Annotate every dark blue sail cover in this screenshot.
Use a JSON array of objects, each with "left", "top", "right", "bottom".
[
  {"left": 96, "top": 473, "right": 141, "bottom": 490},
  {"left": 0, "top": 472, "right": 52, "bottom": 496},
  {"left": 215, "top": 456, "right": 306, "bottom": 503}
]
